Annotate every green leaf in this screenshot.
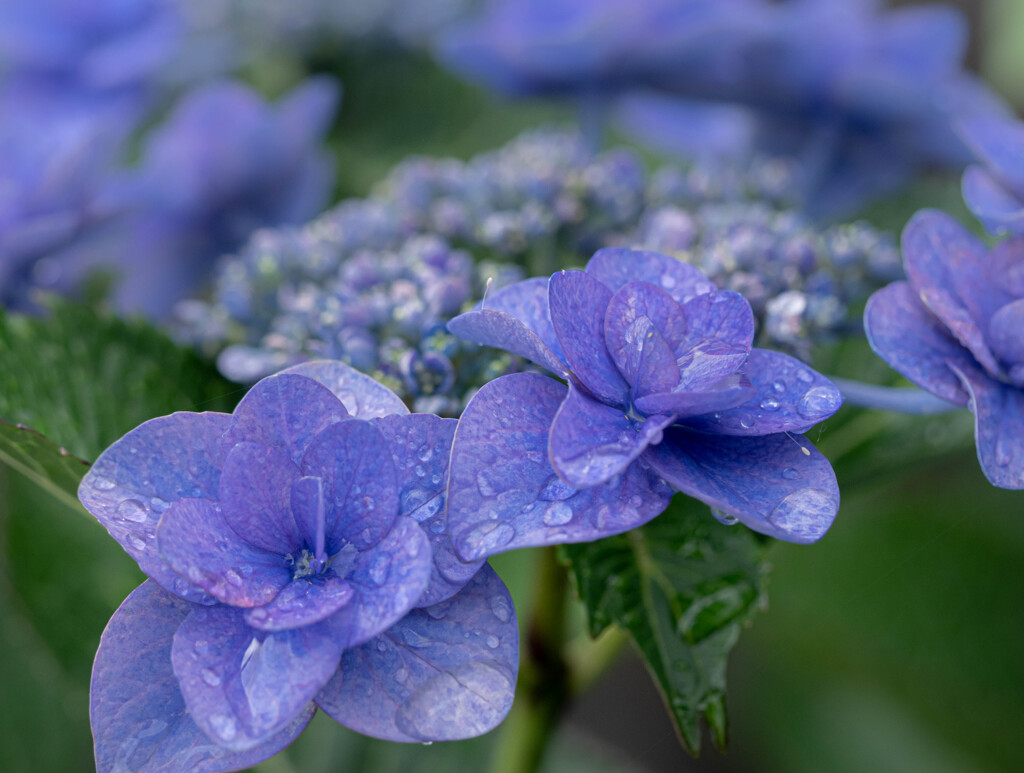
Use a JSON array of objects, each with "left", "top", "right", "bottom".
[
  {"left": 0, "top": 297, "right": 242, "bottom": 463},
  {"left": 0, "top": 420, "right": 90, "bottom": 511},
  {"left": 562, "top": 496, "right": 768, "bottom": 754}
]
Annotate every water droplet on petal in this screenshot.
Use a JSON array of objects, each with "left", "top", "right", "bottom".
[
  {"left": 485, "top": 635, "right": 500, "bottom": 649},
  {"left": 768, "top": 488, "right": 835, "bottom": 541},
  {"left": 538, "top": 476, "right": 577, "bottom": 502},
  {"left": 710, "top": 507, "right": 739, "bottom": 526},
  {"left": 418, "top": 447, "right": 434, "bottom": 462},
  {"left": 739, "top": 413, "right": 756, "bottom": 429},
  {"left": 376, "top": 639, "right": 388, "bottom": 652},
  {"left": 542, "top": 502, "right": 574, "bottom": 526},
  {"left": 92, "top": 476, "right": 116, "bottom": 491},
  {"left": 759, "top": 398, "right": 780, "bottom": 412},
  {"left": 395, "top": 667, "right": 409, "bottom": 684},
  {"left": 796, "top": 369, "right": 813, "bottom": 383},
  {"left": 210, "top": 714, "right": 237, "bottom": 742},
  {"left": 201, "top": 668, "right": 221, "bottom": 687},
  {"left": 462, "top": 521, "right": 516, "bottom": 555},
  {"left": 127, "top": 532, "right": 147, "bottom": 551},
  {"left": 782, "top": 467, "right": 800, "bottom": 480},
  {"left": 225, "top": 569, "right": 243, "bottom": 587},
  {"left": 117, "top": 499, "right": 148, "bottom": 523},
  {"left": 797, "top": 386, "right": 841, "bottom": 419},
  {"left": 772, "top": 379, "right": 786, "bottom": 393},
  {"left": 490, "top": 596, "right": 511, "bottom": 623},
  {"left": 368, "top": 554, "right": 389, "bottom": 585}
]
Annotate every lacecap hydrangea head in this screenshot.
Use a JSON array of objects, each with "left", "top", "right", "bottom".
[
  {"left": 79, "top": 361, "right": 517, "bottom": 772},
  {"left": 865, "top": 210, "right": 1024, "bottom": 489},
  {"left": 445, "top": 248, "right": 842, "bottom": 561}
]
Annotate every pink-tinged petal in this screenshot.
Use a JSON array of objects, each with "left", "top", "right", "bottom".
[
  {"left": 171, "top": 605, "right": 341, "bottom": 751},
  {"left": 219, "top": 443, "right": 302, "bottom": 554},
  {"left": 548, "top": 269, "right": 629, "bottom": 405},
  {"left": 604, "top": 282, "right": 687, "bottom": 382},
  {"left": 223, "top": 373, "right": 349, "bottom": 464},
  {"left": 91, "top": 580, "right": 314, "bottom": 773},
  {"left": 586, "top": 248, "right": 715, "bottom": 305},
  {"left": 864, "top": 281, "right": 972, "bottom": 406},
  {"left": 280, "top": 360, "right": 408, "bottom": 419},
  {"left": 79, "top": 412, "right": 231, "bottom": 604},
  {"left": 634, "top": 373, "right": 755, "bottom": 418},
  {"left": 157, "top": 499, "right": 290, "bottom": 607},
  {"left": 324, "top": 517, "right": 432, "bottom": 648},
  {"left": 949, "top": 363, "right": 1024, "bottom": 489},
  {"left": 316, "top": 565, "right": 517, "bottom": 742},
  {"left": 550, "top": 382, "right": 675, "bottom": 488},
  {"left": 684, "top": 350, "right": 843, "bottom": 436},
  {"left": 447, "top": 307, "right": 571, "bottom": 380},
  {"left": 962, "top": 165, "right": 1024, "bottom": 235},
  {"left": 244, "top": 572, "right": 354, "bottom": 632},
  {"left": 373, "top": 413, "right": 482, "bottom": 607},
  {"left": 300, "top": 419, "right": 399, "bottom": 553},
  {"left": 643, "top": 428, "right": 840, "bottom": 544},
  {"left": 902, "top": 210, "right": 1008, "bottom": 374},
  {"left": 446, "top": 374, "right": 673, "bottom": 562},
  {"left": 988, "top": 299, "right": 1024, "bottom": 371},
  {"left": 478, "top": 276, "right": 566, "bottom": 360},
  {"left": 959, "top": 115, "right": 1024, "bottom": 195}
]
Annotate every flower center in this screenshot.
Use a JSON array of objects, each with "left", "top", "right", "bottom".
[{"left": 286, "top": 548, "right": 326, "bottom": 579}]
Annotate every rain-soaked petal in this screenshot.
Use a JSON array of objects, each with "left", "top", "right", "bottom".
[
  {"left": 634, "top": 373, "right": 755, "bottom": 418},
  {"left": 373, "top": 413, "right": 482, "bottom": 607},
  {"left": 92, "top": 580, "right": 314, "bottom": 773},
  {"left": 316, "top": 564, "right": 517, "bottom": 742},
  {"left": 171, "top": 604, "right": 341, "bottom": 751},
  {"left": 244, "top": 572, "right": 354, "bottom": 632},
  {"left": 323, "top": 517, "right": 432, "bottom": 648},
  {"left": 617, "top": 316, "right": 681, "bottom": 401},
  {"left": 949, "top": 363, "right": 1024, "bottom": 489},
  {"left": 585, "top": 248, "right": 715, "bottom": 305},
  {"left": 447, "top": 307, "right": 571, "bottom": 380},
  {"left": 683, "top": 349, "right": 843, "bottom": 436},
  {"left": 156, "top": 498, "right": 290, "bottom": 608},
  {"left": 280, "top": 360, "right": 408, "bottom": 419},
  {"left": 219, "top": 442, "right": 302, "bottom": 555},
  {"left": 475, "top": 276, "right": 566, "bottom": 360},
  {"left": 902, "top": 209, "right": 1007, "bottom": 375},
  {"left": 604, "top": 282, "right": 688, "bottom": 382},
  {"left": 548, "top": 269, "right": 630, "bottom": 405},
  {"left": 864, "top": 281, "right": 972, "bottom": 406},
  {"left": 447, "top": 373, "right": 673, "bottom": 562},
  {"left": 79, "top": 412, "right": 231, "bottom": 604},
  {"left": 300, "top": 419, "right": 399, "bottom": 553},
  {"left": 643, "top": 427, "right": 840, "bottom": 544},
  {"left": 223, "top": 373, "right": 349, "bottom": 465},
  {"left": 550, "top": 382, "right": 675, "bottom": 488},
  {"left": 674, "top": 290, "right": 754, "bottom": 390},
  {"left": 988, "top": 298, "right": 1024, "bottom": 371}
]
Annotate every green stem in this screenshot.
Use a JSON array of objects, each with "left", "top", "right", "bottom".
[{"left": 489, "top": 546, "right": 570, "bottom": 773}]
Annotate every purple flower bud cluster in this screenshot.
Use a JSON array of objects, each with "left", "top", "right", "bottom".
[
  {"left": 80, "top": 360, "right": 517, "bottom": 772},
  {"left": 182, "top": 128, "right": 899, "bottom": 409}
]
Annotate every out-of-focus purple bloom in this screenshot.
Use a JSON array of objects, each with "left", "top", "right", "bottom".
[
  {"left": 435, "top": 0, "right": 755, "bottom": 98},
  {"left": 0, "top": 83, "right": 137, "bottom": 306},
  {"left": 0, "top": 0, "right": 183, "bottom": 95},
  {"left": 959, "top": 116, "right": 1024, "bottom": 236},
  {"left": 628, "top": 1, "right": 1008, "bottom": 217},
  {"left": 445, "top": 248, "right": 842, "bottom": 562},
  {"left": 88, "top": 77, "right": 339, "bottom": 316},
  {"left": 79, "top": 360, "right": 516, "bottom": 770},
  {"left": 865, "top": 210, "right": 1024, "bottom": 489}
]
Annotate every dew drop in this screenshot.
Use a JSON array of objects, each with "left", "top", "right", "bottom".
[
  {"left": 797, "top": 386, "right": 841, "bottom": 419},
  {"left": 395, "top": 667, "right": 409, "bottom": 684},
  {"left": 490, "top": 596, "right": 511, "bottom": 623},
  {"left": 201, "top": 668, "right": 221, "bottom": 687},
  {"left": 463, "top": 521, "right": 516, "bottom": 555},
  {"left": 542, "top": 502, "right": 574, "bottom": 526},
  {"left": 485, "top": 635, "right": 500, "bottom": 649},
  {"left": 92, "top": 476, "right": 117, "bottom": 491},
  {"left": 193, "top": 639, "right": 211, "bottom": 655},
  {"left": 418, "top": 447, "right": 434, "bottom": 462},
  {"left": 368, "top": 554, "right": 389, "bottom": 585},
  {"left": 739, "top": 413, "right": 756, "bottom": 429},
  {"left": 376, "top": 639, "right": 388, "bottom": 652},
  {"left": 402, "top": 628, "right": 433, "bottom": 648},
  {"left": 209, "top": 714, "right": 237, "bottom": 742},
  {"left": 539, "top": 476, "right": 577, "bottom": 502},
  {"left": 149, "top": 497, "right": 170, "bottom": 513},
  {"left": 430, "top": 473, "right": 441, "bottom": 485},
  {"left": 710, "top": 507, "right": 739, "bottom": 526},
  {"left": 127, "top": 532, "right": 147, "bottom": 551},
  {"left": 768, "top": 488, "right": 835, "bottom": 541},
  {"left": 225, "top": 569, "right": 243, "bottom": 587},
  {"left": 782, "top": 467, "right": 800, "bottom": 480},
  {"left": 796, "top": 369, "right": 813, "bottom": 383},
  {"left": 117, "top": 499, "right": 149, "bottom": 523},
  {"left": 429, "top": 519, "right": 445, "bottom": 534},
  {"left": 772, "top": 379, "right": 786, "bottom": 393},
  {"left": 759, "top": 398, "right": 780, "bottom": 412}
]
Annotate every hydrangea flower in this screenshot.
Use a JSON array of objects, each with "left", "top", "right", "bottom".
[
  {"left": 959, "top": 115, "right": 1024, "bottom": 236},
  {"left": 864, "top": 210, "right": 1024, "bottom": 489},
  {"left": 444, "top": 248, "right": 842, "bottom": 561},
  {"left": 79, "top": 361, "right": 517, "bottom": 771}
]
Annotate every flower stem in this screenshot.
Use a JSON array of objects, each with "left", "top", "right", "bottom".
[
  {"left": 830, "top": 377, "right": 957, "bottom": 415},
  {"left": 489, "top": 546, "right": 570, "bottom": 773}
]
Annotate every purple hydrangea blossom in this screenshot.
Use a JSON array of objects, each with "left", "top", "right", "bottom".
[
  {"left": 864, "top": 210, "right": 1024, "bottom": 489},
  {"left": 79, "top": 360, "right": 516, "bottom": 771},
  {"left": 445, "top": 248, "right": 842, "bottom": 561},
  {"left": 959, "top": 116, "right": 1024, "bottom": 236}
]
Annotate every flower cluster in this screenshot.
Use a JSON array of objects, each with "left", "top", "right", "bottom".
[
  {"left": 79, "top": 360, "right": 517, "bottom": 772},
  {"left": 180, "top": 128, "right": 898, "bottom": 408},
  {"left": 444, "top": 247, "right": 842, "bottom": 561},
  {"left": 865, "top": 211, "right": 1024, "bottom": 489}
]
